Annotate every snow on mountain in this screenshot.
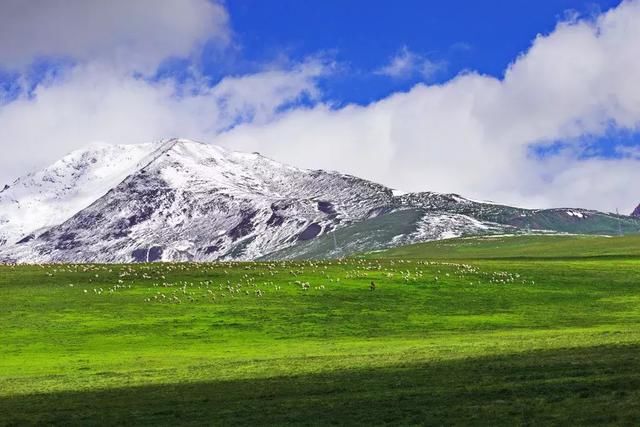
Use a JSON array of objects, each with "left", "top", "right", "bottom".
[
  {"left": 1, "top": 138, "right": 640, "bottom": 263},
  {"left": 402, "top": 213, "right": 495, "bottom": 242},
  {"left": 0, "top": 141, "right": 163, "bottom": 247},
  {"left": 0, "top": 139, "right": 394, "bottom": 262}
]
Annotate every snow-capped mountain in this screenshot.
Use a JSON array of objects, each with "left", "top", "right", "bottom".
[
  {"left": 1, "top": 138, "right": 639, "bottom": 263},
  {"left": 0, "top": 142, "right": 161, "bottom": 247}
]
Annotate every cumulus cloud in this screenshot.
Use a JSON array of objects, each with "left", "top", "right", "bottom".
[
  {"left": 375, "top": 46, "right": 445, "bottom": 80},
  {"left": 0, "top": 0, "right": 229, "bottom": 71},
  {"left": 216, "top": 0, "right": 640, "bottom": 212}
]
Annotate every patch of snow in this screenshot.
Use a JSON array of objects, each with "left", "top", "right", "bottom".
[{"left": 566, "top": 210, "right": 585, "bottom": 218}]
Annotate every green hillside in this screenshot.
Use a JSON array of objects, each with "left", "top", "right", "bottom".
[
  {"left": 367, "top": 233, "right": 640, "bottom": 259},
  {"left": 262, "top": 202, "right": 640, "bottom": 260},
  {"left": 262, "top": 208, "right": 429, "bottom": 260}
]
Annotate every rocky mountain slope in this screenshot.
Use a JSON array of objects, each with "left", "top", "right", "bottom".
[
  {"left": 1, "top": 138, "right": 639, "bottom": 263},
  {"left": 0, "top": 142, "right": 160, "bottom": 247}
]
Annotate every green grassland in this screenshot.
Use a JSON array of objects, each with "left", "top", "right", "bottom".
[
  {"left": 2, "top": 235, "right": 640, "bottom": 425},
  {"left": 368, "top": 233, "right": 640, "bottom": 259}
]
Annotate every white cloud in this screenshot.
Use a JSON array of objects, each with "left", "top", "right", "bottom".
[
  {"left": 375, "top": 46, "right": 445, "bottom": 80},
  {"left": 374, "top": 46, "right": 445, "bottom": 80},
  {"left": 0, "top": 0, "right": 229, "bottom": 72},
  {"left": 215, "top": 0, "right": 640, "bottom": 212}
]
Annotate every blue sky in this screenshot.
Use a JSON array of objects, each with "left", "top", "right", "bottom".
[
  {"left": 0, "top": 0, "right": 639, "bottom": 212},
  {"left": 214, "top": 0, "right": 621, "bottom": 104}
]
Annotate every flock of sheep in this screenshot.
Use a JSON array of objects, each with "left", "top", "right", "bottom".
[{"left": 5, "top": 258, "right": 537, "bottom": 306}]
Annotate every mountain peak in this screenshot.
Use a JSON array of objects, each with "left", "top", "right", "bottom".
[
  {"left": 632, "top": 204, "right": 640, "bottom": 217},
  {"left": 3, "top": 139, "right": 640, "bottom": 263}
]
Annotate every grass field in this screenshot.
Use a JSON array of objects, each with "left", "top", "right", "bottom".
[
  {"left": 2, "top": 235, "right": 640, "bottom": 425},
  {"left": 367, "top": 233, "right": 640, "bottom": 259}
]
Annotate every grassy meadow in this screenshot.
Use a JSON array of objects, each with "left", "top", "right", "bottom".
[
  {"left": 2, "top": 235, "right": 640, "bottom": 425},
  {"left": 368, "top": 233, "right": 640, "bottom": 259}
]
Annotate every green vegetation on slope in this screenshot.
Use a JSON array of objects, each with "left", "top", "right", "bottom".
[
  {"left": 368, "top": 233, "right": 640, "bottom": 259},
  {"left": 264, "top": 206, "right": 640, "bottom": 260},
  {"left": 2, "top": 238, "right": 640, "bottom": 424},
  {"left": 262, "top": 208, "right": 427, "bottom": 260}
]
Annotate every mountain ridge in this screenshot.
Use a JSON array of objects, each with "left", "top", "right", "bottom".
[{"left": 1, "top": 138, "right": 639, "bottom": 263}]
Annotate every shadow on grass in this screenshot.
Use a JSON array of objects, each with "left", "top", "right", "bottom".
[{"left": 2, "top": 344, "right": 640, "bottom": 426}]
